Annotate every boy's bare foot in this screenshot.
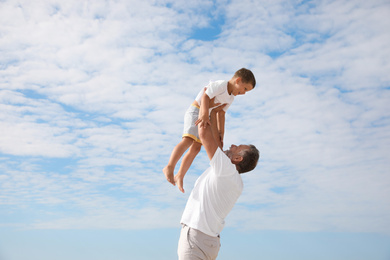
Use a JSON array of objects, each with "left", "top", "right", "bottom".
[
  {"left": 174, "top": 175, "right": 185, "bottom": 193},
  {"left": 163, "top": 166, "right": 175, "bottom": 186}
]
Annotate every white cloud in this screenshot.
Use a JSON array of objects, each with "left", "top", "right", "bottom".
[{"left": 0, "top": 0, "right": 389, "bottom": 235}]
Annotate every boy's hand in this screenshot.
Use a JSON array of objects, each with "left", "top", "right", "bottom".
[
  {"left": 196, "top": 103, "right": 226, "bottom": 128},
  {"left": 195, "top": 114, "right": 210, "bottom": 128}
]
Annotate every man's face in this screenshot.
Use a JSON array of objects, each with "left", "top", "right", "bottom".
[{"left": 225, "top": 144, "right": 250, "bottom": 162}]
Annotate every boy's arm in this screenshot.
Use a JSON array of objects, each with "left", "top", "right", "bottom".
[
  {"left": 199, "top": 105, "right": 226, "bottom": 160},
  {"left": 195, "top": 92, "right": 211, "bottom": 128}
]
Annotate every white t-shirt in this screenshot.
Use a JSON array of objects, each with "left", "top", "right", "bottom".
[
  {"left": 195, "top": 80, "right": 234, "bottom": 112},
  {"left": 180, "top": 148, "right": 243, "bottom": 237}
]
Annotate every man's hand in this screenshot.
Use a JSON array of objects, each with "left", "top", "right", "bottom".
[
  {"left": 209, "top": 97, "right": 221, "bottom": 108},
  {"left": 210, "top": 104, "right": 226, "bottom": 114}
]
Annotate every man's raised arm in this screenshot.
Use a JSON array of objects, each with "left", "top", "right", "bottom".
[{"left": 198, "top": 105, "right": 226, "bottom": 161}]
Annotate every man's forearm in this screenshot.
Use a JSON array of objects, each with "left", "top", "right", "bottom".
[
  {"left": 217, "top": 111, "right": 225, "bottom": 140},
  {"left": 199, "top": 105, "right": 226, "bottom": 160},
  {"left": 210, "top": 111, "right": 222, "bottom": 149}
]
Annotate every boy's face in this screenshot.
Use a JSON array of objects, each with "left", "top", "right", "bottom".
[{"left": 231, "top": 77, "right": 254, "bottom": 96}]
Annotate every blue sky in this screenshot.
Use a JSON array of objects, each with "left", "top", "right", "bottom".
[{"left": 0, "top": 0, "right": 390, "bottom": 259}]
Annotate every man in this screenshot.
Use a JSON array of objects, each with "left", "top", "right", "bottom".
[{"left": 178, "top": 105, "right": 260, "bottom": 260}]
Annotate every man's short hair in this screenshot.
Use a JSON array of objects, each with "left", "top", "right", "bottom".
[
  {"left": 234, "top": 68, "right": 256, "bottom": 88},
  {"left": 237, "top": 145, "right": 259, "bottom": 174}
]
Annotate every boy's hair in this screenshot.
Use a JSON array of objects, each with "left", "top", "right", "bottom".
[
  {"left": 234, "top": 68, "right": 256, "bottom": 88},
  {"left": 237, "top": 145, "right": 260, "bottom": 174}
]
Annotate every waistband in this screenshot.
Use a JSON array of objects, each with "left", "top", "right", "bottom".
[
  {"left": 182, "top": 224, "right": 220, "bottom": 238},
  {"left": 191, "top": 103, "right": 200, "bottom": 109}
]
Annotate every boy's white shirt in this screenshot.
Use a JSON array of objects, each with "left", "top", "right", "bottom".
[
  {"left": 195, "top": 80, "right": 234, "bottom": 112},
  {"left": 180, "top": 148, "right": 243, "bottom": 237}
]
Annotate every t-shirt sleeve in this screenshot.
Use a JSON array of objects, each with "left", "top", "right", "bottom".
[
  {"left": 210, "top": 148, "right": 237, "bottom": 177},
  {"left": 205, "top": 81, "right": 226, "bottom": 99}
]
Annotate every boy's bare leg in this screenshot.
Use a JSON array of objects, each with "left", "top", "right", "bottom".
[
  {"left": 163, "top": 137, "right": 193, "bottom": 185},
  {"left": 174, "top": 142, "right": 202, "bottom": 193}
]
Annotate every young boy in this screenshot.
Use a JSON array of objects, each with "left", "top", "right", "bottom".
[{"left": 163, "top": 68, "right": 256, "bottom": 193}]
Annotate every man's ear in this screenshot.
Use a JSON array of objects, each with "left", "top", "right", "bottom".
[{"left": 232, "top": 155, "right": 243, "bottom": 164}]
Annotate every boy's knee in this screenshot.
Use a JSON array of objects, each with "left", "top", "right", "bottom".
[
  {"left": 181, "top": 137, "right": 194, "bottom": 145},
  {"left": 191, "top": 143, "right": 202, "bottom": 153}
]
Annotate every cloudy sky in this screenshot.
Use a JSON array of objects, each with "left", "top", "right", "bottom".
[{"left": 0, "top": 0, "right": 389, "bottom": 259}]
